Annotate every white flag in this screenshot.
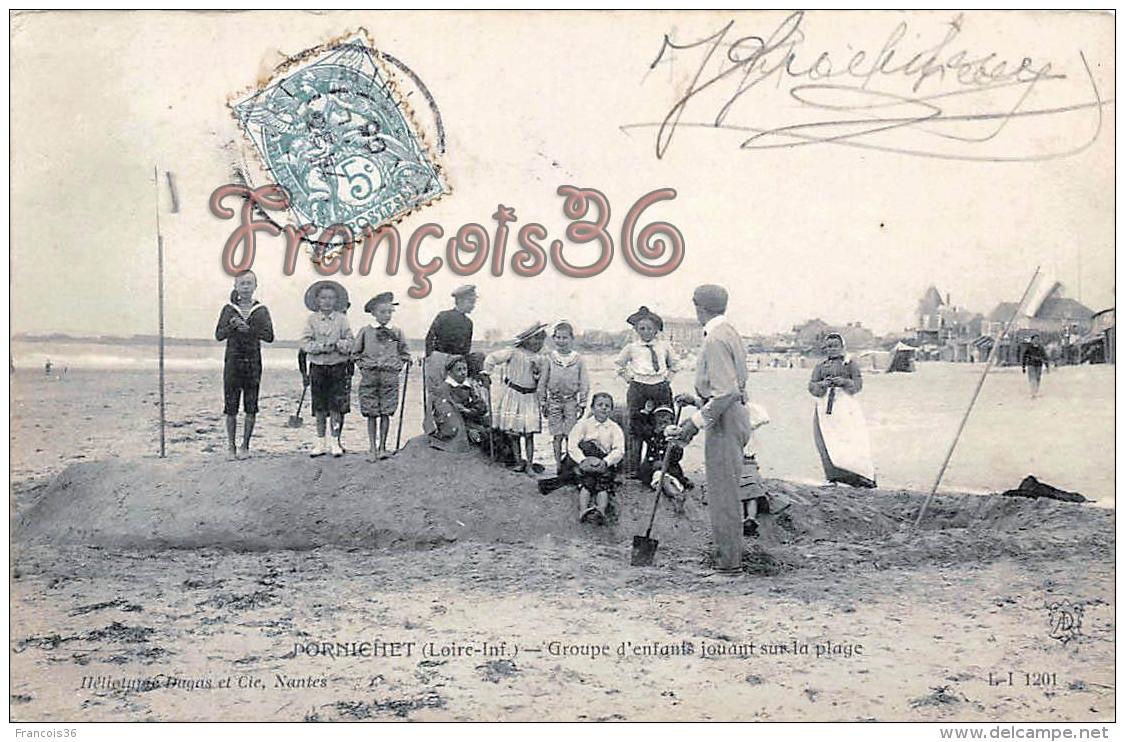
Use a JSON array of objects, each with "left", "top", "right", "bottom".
[
  {"left": 1018, "top": 272, "right": 1060, "bottom": 318},
  {"left": 165, "top": 171, "right": 180, "bottom": 214}
]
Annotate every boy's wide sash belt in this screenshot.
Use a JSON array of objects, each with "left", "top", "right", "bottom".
[{"left": 506, "top": 380, "right": 538, "bottom": 394}]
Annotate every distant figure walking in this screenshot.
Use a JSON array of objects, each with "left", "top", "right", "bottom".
[
  {"left": 215, "top": 270, "right": 274, "bottom": 460},
  {"left": 44, "top": 359, "right": 52, "bottom": 375},
  {"left": 1021, "top": 334, "right": 1049, "bottom": 399}
]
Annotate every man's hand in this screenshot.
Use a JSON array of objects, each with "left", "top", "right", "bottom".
[
  {"left": 664, "top": 420, "right": 698, "bottom": 445},
  {"left": 674, "top": 392, "right": 700, "bottom": 408}
]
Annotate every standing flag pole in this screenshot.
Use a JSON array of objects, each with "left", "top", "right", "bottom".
[
  {"left": 154, "top": 168, "right": 180, "bottom": 458},
  {"left": 913, "top": 267, "right": 1043, "bottom": 528}
]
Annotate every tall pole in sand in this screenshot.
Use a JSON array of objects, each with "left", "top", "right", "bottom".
[
  {"left": 913, "top": 267, "right": 1041, "bottom": 528},
  {"left": 154, "top": 169, "right": 180, "bottom": 458},
  {"left": 153, "top": 167, "right": 167, "bottom": 458}
]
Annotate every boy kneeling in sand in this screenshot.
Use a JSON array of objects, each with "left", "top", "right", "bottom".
[
  {"left": 567, "top": 392, "right": 625, "bottom": 525},
  {"left": 637, "top": 404, "right": 693, "bottom": 501}
]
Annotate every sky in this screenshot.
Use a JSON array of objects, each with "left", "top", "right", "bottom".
[{"left": 9, "top": 10, "right": 1116, "bottom": 342}]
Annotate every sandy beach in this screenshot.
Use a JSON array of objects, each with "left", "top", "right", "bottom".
[
  {"left": 8, "top": 346, "right": 1116, "bottom": 722},
  {"left": 10, "top": 342, "right": 1117, "bottom": 503}
]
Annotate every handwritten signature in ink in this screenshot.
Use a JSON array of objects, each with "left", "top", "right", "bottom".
[{"left": 626, "top": 12, "right": 1112, "bottom": 162}]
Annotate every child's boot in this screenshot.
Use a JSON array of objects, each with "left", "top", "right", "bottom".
[
  {"left": 594, "top": 491, "right": 610, "bottom": 525},
  {"left": 311, "top": 435, "right": 328, "bottom": 457},
  {"left": 578, "top": 487, "right": 596, "bottom": 523}
]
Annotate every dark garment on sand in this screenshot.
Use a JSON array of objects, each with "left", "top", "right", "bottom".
[{"left": 1000, "top": 475, "right": 1086, "bottom": 503}]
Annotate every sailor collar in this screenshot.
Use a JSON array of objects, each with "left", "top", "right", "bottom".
[{"left": 551, "top": 350, "right": 579, "bottom": 367}]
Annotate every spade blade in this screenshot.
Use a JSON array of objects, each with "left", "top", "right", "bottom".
[{"left": 631, "top": 535, "right": 658, "bottom": 566}]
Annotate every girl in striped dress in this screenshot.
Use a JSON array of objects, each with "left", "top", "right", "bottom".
[{"left": 483, "top": 322, "right": 548, "bottom": 473}]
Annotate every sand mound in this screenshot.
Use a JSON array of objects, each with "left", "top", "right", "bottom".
[
  {"left": 14, "top": 440, "right": 1114, "bottom": 571},
  {"left": 14, "top": 438, "right": 707, "bottom": 551}
]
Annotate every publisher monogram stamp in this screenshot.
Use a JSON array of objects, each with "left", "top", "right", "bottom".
[{"left": 1046, "top": 600, "right": 1084, "bottom": 644}]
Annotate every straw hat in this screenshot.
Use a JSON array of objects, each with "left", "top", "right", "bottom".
[
  {"left": 513, "top": 321, "right": 549, "bottom": 345},
  {"left": 304, "top": 280, "right": 349, "bottom": 312},
  {"left": 579, "top": 457, "right": 608, "bottom": 475}
]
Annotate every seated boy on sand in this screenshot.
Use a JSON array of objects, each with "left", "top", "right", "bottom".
[{"left": 567, "top": 392, "right": 625, "bottom": 525}]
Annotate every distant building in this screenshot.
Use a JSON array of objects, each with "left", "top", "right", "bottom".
[
  {"left": 1083, "top": 308, "right": 1115, "bottom": 364},
  {"left": 664, "top": 316, "right": 704, "bottom": 349},
  {"left": 792, "top": 318, "right": 832, "bottom": 348},
  {"left": 578, "top": 329, "right": 632, "bottom": 351},
  {"left": 915, "top": 286, "right": 946, "bottom": 345},
  {"left": 983, "top": 297, "right": 1094, "bottom": 337},
  {"left": 791, "top": 319, "right": 875, "bottom": 351},
  {"left": 914, "top": 286, "right": 984, "bottom": 361},
  {"left": 745, "top": 331, "right": 799, "bottom": 353}
]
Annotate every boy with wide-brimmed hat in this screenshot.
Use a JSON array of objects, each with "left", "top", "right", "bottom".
[
  {"left": 616, "top": 305, "right": 678, "bottom": 476},
  {"left": 353, "top": 291, "right": 412, "bottom": 460},
  {"left": 301, "top": 280, "right": 354, "bottom": 457}
]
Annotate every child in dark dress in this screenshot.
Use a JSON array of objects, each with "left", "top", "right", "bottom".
[{"left": 446, "top": 356, "right": 491, "bottom": 445}]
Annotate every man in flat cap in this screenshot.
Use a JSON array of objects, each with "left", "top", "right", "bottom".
[
  {"left": 668, "top": 284, "right": 751, "bottom": 574},
  {"left": 423, "top": 285, "right": 477, "bottom": 433}
]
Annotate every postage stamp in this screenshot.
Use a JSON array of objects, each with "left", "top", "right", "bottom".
[{"left": 230, "top": 30, "right": 446, "bottom": 243}]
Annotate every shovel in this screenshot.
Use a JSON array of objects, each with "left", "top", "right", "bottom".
[
  {"left": 631, "top": 440, "right": 678, "bottom": 567},
  {"left": 287, "top": 383, "right": 308, "bottom": 428}
]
